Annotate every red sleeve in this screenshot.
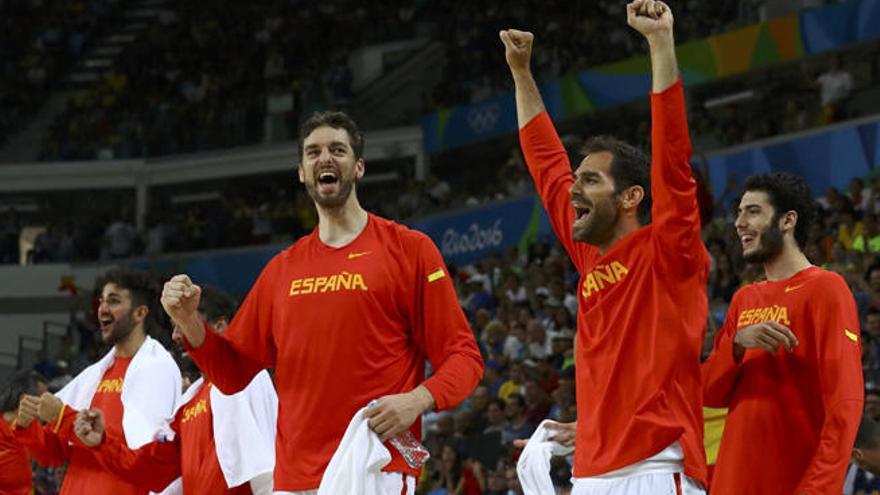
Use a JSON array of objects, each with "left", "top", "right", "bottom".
[
  {"left": 796, "top": 277, "right": 864, "bottom": 494},
  {"left": 14, "top": 404, "right": 77, "bottom": 467},
  {"left": 412, "top": 235, "right": 484, "bottom": 410},
  {"left": 519, "top": 112, "right": 596, "bottom": 272},
  {"left": 94, "top": 421, "right": 182, "bottom": 492},
  {"left": 187, "top": 257, "right": 280, "bottom": 395},
  {"left": 702, "top": 295, "right": 743, "bottom": 408},
  {"left": 649, "top": 78, "right": 709, "bottom": 277}
]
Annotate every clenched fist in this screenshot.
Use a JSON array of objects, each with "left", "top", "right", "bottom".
[
  {"left": 627, "top": 0, "right": 674, "bottom": 41},
  {"left": 17, "top": 394, "right": 41, "bottom": 428},
  {"left": 161, "top": 274, "right": 202, "bottom": 323},
  {"left": 161, "top": 274, "right": 207, "bottom": 347},
  {"left": 499, "top": 29, "right": 534, "bottom": 74},
  {"left": 74, "top": 409, "right": 105, "bottom": 447}
]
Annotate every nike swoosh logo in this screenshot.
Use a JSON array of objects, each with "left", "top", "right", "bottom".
[
  {"left": 784, "top": 284, "right": 805, "bottom": 293},
  {"left": 845, "top": 329, "right": 859, "bottom": 343},
  {"left": 348, "top": 251, "right": 372, "bottom": 259}
]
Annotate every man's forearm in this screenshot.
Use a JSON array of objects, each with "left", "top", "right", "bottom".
[
  {"left": 179, "top": 313, "right": 206, "bottom": 348},
  {"left": 647, "top": 34, "right": 678, "bottom": 93},
  {"left": 512, "top": 71, "right": 546, "bottom": 129}
]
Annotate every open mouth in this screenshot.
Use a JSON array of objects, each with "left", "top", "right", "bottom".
[
  {"left": 317, "top": 170, "right": 339, "bottom": 188},
  {"left": 99, "top": 316, "right": 114, "bottom": 333},
  {"left": 740, "top": 233, "right": 756, "bottom": 249},
  {"left": 572, "top": 203, "right": 592, "bottom": 227}
]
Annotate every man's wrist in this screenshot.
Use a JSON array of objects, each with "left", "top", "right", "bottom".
[
  {"left": 511, "top": 69, "right": 535, "bottom": 84},
  {"left": 645, "top": 32, "right": 674, "bottom": 49},
  {"left": 181, "top": 313, "right": 206, "bottom": 348},
  {"left": 411, "top": 386, "right": 436, "bottom": 413}
]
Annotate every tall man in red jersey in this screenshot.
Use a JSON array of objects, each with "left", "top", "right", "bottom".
[
  {"left": 15, "top": 269, "right": 181, "bottom": 495},
  {"left": 161, "top": 111, "right": 484, "bottom": 494},
  {"left": 501, "top": 1, "right": 708, "bottom": 493},
  {"left": 703, "top": 172, "right": 863, "bottom": 494},
  {"left": 72, "top": 285, "right": 277, "bottom": 494}
]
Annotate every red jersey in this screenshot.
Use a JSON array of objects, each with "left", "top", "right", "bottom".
[
  {"left": 0, "top": 419, "right": 32, "bottom": 495},
  {"left": 96, "top": 381, "right": 251, "bottom": 494},
  {"left": 188, "top": 214, "right": 484, "bottom": 491},
  {"left": 703, "top": 266, "right": 863, "bottom": 494},
  {"left": 14, "top": 357, "right": 145, "bottom": 495},
  {"left": 519, "top": 79, "right": 709, "bottom": 484}
]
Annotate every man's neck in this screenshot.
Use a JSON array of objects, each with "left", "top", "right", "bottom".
[
  {"left": 597, "top": 217, "right": 641, "bottom": 254},
  {"left": 763, "top": 243, "right": 813, "bottom": 282},
  {"left": 316, "top": 198, "right": 369, "bottom": 248},
  {"left": 115, "top": 330, "right": 146, "bottom": 358}
]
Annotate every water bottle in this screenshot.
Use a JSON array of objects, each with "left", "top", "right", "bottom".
[
  {"left": 367, "top": 400, "right": 430, "bottom": 469},
  {"left": 388, "top": 429, "right": 430, "bottom": 469}
]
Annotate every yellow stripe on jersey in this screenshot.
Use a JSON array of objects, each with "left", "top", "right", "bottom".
[
  {"left": 845, "top": 329, "right": 859, "bottom": 343},
  {"left": 427, "top": 268, "right": 446, "bottom": 283},
  {"left": 53, "top": 404, "right": 66, "bottom": 433}
]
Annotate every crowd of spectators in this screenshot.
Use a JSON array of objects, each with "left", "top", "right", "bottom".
[
  {"left": 0, "top": 0, "right": 125, "bottom": 146},
  {"left": 31, "top": 0, "right": 773, "bottom": 161},
  {"left": 37, "top": 0, "right": 425, "bottom": 161},
  {"left": 425, "top": 0, "right": 750, "bottom": 110}
]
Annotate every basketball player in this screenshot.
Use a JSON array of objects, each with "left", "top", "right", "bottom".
[{"left": 501, "top": 1, "right": 708, "bottom": 492}]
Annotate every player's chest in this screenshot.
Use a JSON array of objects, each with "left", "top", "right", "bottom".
[
  {"left": 279, "top": 252, "right": 402, "bottom": 304},
  {"left": 733, "top": 292, "right": 810, "bottom": 333},
  {"left": 270, "top": 251, "right": 410, "bottom": 342},
  {"left": 577, "top": 250, "right": 647, "bottom": 307}
]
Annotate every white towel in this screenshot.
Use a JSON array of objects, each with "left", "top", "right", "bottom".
[
  {"left": 517, "top": 420, "right": 575, "bottom": 495},
  {"left": 317, "top": 407, "right": 392, "bottom": 495},
  {"left": 56, "top": 336, "right": 181, "bottom": 449},
  {"left": 168, "top": 370, "right": 277, "bottom": 489}
]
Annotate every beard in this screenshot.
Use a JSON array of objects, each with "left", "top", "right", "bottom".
[
  {"left": 102, "top": 310, "right": 136, "bottom": 346},
  {"left": 742, "top": 220, "right": 785, "bottom": 263},
  {"left": 573, "top": 195, "right": 621, "bottom": 245},
  {"left": 305, "top": 172, "right": 357, "bottom": 209}
]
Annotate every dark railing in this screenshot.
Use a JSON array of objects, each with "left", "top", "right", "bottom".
[{"left": 13, "top": 320, "right": 72, "bottom": 373}]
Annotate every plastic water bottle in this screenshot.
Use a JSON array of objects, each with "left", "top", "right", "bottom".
[
  {"left": 388, "top": 430, "right": 430, "bottom": 469},
  {"left": 367, "top": 400, "right": 430, "bottom": 469}
]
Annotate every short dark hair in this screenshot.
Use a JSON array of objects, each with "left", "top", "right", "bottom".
[
  {"left": 581, "top": 135, "right": 652, "bottom": 225},
  {"left": 0, "top": 370, "right": 47, "bottom": 412},
  {"left": 197, "top": 285, "right": 238, "bottom": 325},
  {"left": 298, "top": 111, "right": 364, "bottom": 160},
  {"left": 856, "top": 414, "right": 880, "bottom": 449},
  {"left": 506, "top": 393, "right": 526, "bottom": 408},
  {"left": 98, "top": 269, "right": 162, "bottom": 336},
  {"left": 743, "top": 172, "right": 816, "bottom": 248},
  {"left": 488, "top": 398, "right": 506, "bottom": 410}
]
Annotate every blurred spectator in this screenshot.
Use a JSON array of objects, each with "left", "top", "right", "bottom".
[
  {"left": 102, "top": 214, "right": 137, "bottom": 259},
  {"left": 425, "top": 444, "right": 484, "bottom": 495},
  {"left": 0, "top": 209, "right": 21, "bottom": 264},
  {"left": 709, "top": 252, "right": 740, "bottom": 303},
  {"left": 814, "top": 54, "right": 853, "bottom": 124},
  {"left": 498, "top": 362, "right": 526, "bottom": 401},
  {"left": 501, "top": 393, "right": 535, "bottom": 445}
]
